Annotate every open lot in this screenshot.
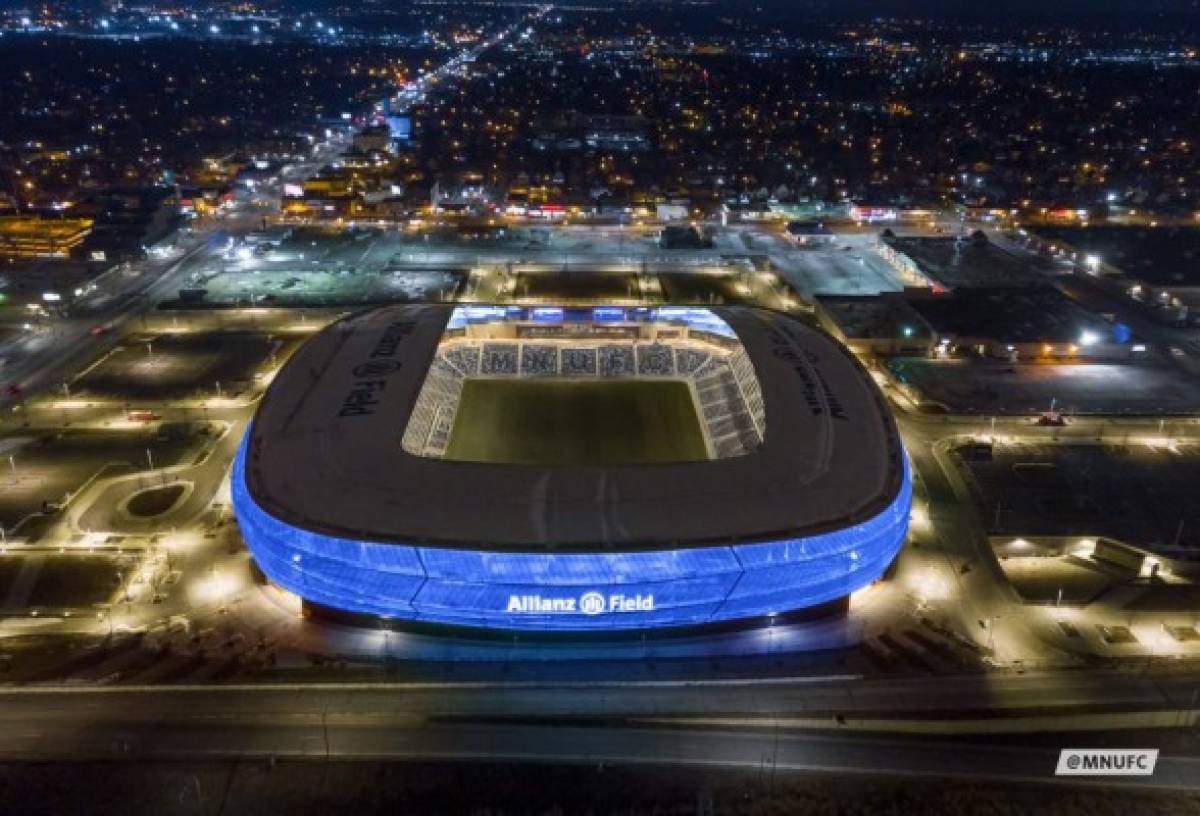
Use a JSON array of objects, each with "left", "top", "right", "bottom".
[
  {"left": 502, "top": 268, "right": 787, "bottom": 308},
  {"left": 0, "top": 425, "right": 215, "bottom": 531},
  {"left": 658, "top": 271, "right": 767, "bottom": 306},
  {"left": 512, "top": 270, "right": 646, "bottom": 304},
  {"left": 890, "top": 358, "right": 1200, "bottom": 415},
  {"left": 446, "top": 379, "right": 708, "bottom": 466},
  {"left": 778, "top": 239, "right": 909, "bottom": 296},
  {"left": 173, "top": 228, "right": 464, "bottom": 307},
  {"left": 72, "top": 332, "right": 282, "bottom": 400},
  {"left": 181, "top": 267, "right": 463, "bottom": 308},
  {"left": 0, "top": 553, "right": 133, "bottom": 612},
  {"left": 956, "top": 441, "right": 1200, "bottom": 558},
  {"left": 997, "top": 555, "right": 1121, "bottom": 604}
]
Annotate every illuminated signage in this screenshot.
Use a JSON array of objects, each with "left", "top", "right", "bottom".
[{"left": 506, "top": 592, "right": 655, "bottom": 616}]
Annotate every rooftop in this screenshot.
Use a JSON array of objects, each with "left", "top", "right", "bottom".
[
  {"left": 907, "top": 287, "right": 1122, "bottom": 345},
  {"left": 885, "top": 235, "right": 1044, "bottom": 290},
  {"left": 1032, "top": 225, "right": 1200, "bottom": 288},
  {"left": 0, "top": 217, "right": 92, "bottom": 239},
  {"left": 817, "top": 294, "right": 935, "bottom": 342},
  {"left": 243, "top": 304, "right": 905, "bottom": 552}
]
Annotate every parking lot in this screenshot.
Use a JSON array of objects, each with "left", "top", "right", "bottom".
[
  {"left": 72, "top": 331, "right": 296, "bottom": 400},
  {"left": 0, "top": 425, "right": 216, "bottom": 531},
  {"left": 891, "top": 358, "right": 1200, "bottom": 415},
  {"left": 511, "top": 270, "right": 647, "bottom": 304},
  {"left": 956, "top": 441, "right": 1200, "bottom": 558},
  {"left": 996, "top": 555, "right": 1121, "bottom": 604},
  {"left": 0, "top": 553, "right": 134, "bottom": 612},
  {"left": 767, "top": 233, "right": 909, "bottom": 297}
]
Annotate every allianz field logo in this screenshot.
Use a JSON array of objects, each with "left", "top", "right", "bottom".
[
  {"left": 1056, "top": 749, "right": 1158, "bottom": 776},
  {"left": 505, "top": 592, "right": 655, "bottom": 615},
  {"left": 579, "top": 592, "right": 606, "bottom": 615}
]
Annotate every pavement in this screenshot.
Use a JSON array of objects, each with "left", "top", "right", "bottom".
[{"left": 0, "top": 681, "right": 1198, "bottom": 790}]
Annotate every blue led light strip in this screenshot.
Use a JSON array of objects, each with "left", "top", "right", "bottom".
[{"left": 233, "top": 430, "right": 911, "bottom": 631}]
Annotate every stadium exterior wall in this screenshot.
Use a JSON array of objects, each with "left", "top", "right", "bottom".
[{"left": 232, "top": 431, "right": 911, "bottom": 632}]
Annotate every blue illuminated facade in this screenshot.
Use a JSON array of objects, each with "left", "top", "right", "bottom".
[
  {"left": 445, "top": 305, "right": 739, "bottom": 338},
  {"left": 233, "top": 433, "right": 910, "bottom": 631}
]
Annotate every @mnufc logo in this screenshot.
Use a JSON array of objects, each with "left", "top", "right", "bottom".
[
  {"left": 1056, "top": 749, "right": 1158, "bottom": 776},
  {"left": 506, "top": 593, "right": 655, "bottom": 615},
  {"left": 352, "top": 359, "right": 402, "bottom": 378}
]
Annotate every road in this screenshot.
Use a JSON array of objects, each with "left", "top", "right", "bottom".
[
  {"left": 0, "top": 680, "right": 1198, "bottom": 789},
  {"left": 1, "top": 9, "right": 540, "bottom": 413},
  {"left": 0, "top": 235, "right": 220, "bottom": 411}
]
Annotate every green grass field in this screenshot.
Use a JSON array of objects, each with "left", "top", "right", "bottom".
[{"left": 445, "top": 379, "right": 708, "bottom": 466}]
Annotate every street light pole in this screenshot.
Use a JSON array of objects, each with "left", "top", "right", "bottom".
[{"left": 987, "top": 615, "right": 1001, "bottom": 654}]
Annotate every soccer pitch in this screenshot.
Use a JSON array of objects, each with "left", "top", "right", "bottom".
[{"left": 444, "top": 379, "right": 709, "bottom": 466}]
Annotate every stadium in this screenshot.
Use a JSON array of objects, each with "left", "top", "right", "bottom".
[{"left": 232, "top": 304, "right": 911, "bottom": 632}]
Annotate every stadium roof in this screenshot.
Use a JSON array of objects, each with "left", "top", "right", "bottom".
[{"left": 243, "top": 304, "right": 906, "bottom": 552}]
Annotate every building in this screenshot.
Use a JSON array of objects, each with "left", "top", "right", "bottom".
[
  {"left": 0, "top": 217, "right": 92, "bottom": 258},
  {"left": 1029, "top": 225, "right": 1200, "bottom": 326},
  {"left": 76, "top": 187, "right": 181, "bottom": 261},
  {"left": 232, "top": 304, "right": 910, "bottom": 633},
  {"left": 584, "top": 115, "right": 650, "bottom": 152},
  {"left": 0, "top": 258, "right": 107, "bottom": 317},
  {"left": 352, "top": 124, "right": 393, "bottom": 154},
  {"left": 906, "top": 287, "right": 1135, "bottom": 361},
  {"left": 785, "top": 221, "right": 837, "bottom": 246},
  {"left": 878, "top": 233, "right": 1044, "bottom": 292},
  {"left": 816, "top": 294, "right": 936, "bottom": 357}
]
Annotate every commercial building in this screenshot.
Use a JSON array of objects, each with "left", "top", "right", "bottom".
[
  {"left": 906, "top": 287, "right": 1135, "bottom": 361},
  {"left": 816, "top": 294, "right": 936, "bottom": 357},
  {"left": 878, "top": 233, "right": 1044, "bottom": 292},
  {"left": 0, "top": 217, "right": 92, "bottom": 258}
]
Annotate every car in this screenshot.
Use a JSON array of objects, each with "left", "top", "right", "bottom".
[
  {"left": 89, "top": 324, "right": 109, "bottom": 336},
  {"left": 127, "top": 410, "right": 162, "bottom": 423}
]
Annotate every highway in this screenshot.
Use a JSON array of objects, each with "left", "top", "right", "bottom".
[{"left": 0, "top": 680, "right": 1197, "bottom": 790}]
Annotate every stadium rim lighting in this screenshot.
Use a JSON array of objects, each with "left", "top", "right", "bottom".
[
  {"left": 233, "top": 436, "right": 910, "bottom": 631},
  {"left": 232, "top": 304, "right": 911, "bottom": 633}
]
